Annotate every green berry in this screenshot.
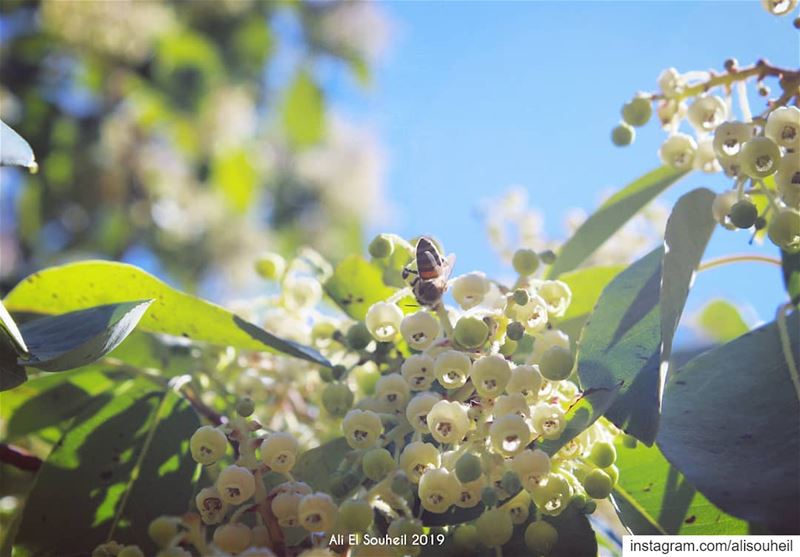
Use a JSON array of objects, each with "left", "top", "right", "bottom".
[
  {"left": 321, "top": 382, "right": 354, "bottom": 417},
  {"left": 513, "top": 289, "right": 530, "bottom": 306},
  {"left": 729, "top": 200, "right": 758, "bottom": 229},
  {"left": 507, "top": 321, "right": 525, "bottom": 341},
  {"left": 589, "top": 441, "right": 617, "bottom": 468},
  {"left": 499, "top": 339, "right": 518, "bottom": 357},
  {"left": 453, "top": 524, "right": 479, "bottom": 549},
  {"left": 622, "top": 434, "right": 638, "bottom": 449},
  {"left": 318, "top": 366, "right": 334, "bottom": 382},
  {"left": 337, "top": 499, "right": 373, "bottom": 533},
  {"left": 480, "top": 486, "right": 498, "bottom": 507},
  {"left": 583, "top": 469, "right": 613, "bottom": 499},
  {"left": 236, "top": 397, "right": 255, "bottom": 417},
  {"left": 606, "top": 464, "right": 619, "bottom": 486},
  {"left": 583, "top": 500, "right": 597, "bottom": 514},
  {"left": 368, "top": 234, "right": 394, "bottom": 258},
  {"left": 539, "top": 346, "right": 574, "bottom": 381},
  {"left": 525, "top": 521, "right": 558, "bottom": 555},
  {"left": 454, "top": 317, "right": 489, "bottom": 349},
  {"left": 332, "top": 364, "right": 347, "bottom": 380},
  {"left": 768, "top": 209, "right": 800, "bottom": 252},
  {"left": 755, "top": 216, "right": 768, "bottom": 231},
  {"left": 118, "top": 547, "right": 145, "bottom": 557},
  {"left": 475, "top": 508, "right": 513, "bottom": 547},
  {"left": 455, "top": 453, "right": 483, "bottom": 483},
  {"left": 363, "top": 448, "right": 396, "bottom": 481},
  {"left": 611, "top": 123, "right": 635, "bottom": 146},
  {"left": 346, "top": 322, "right": 372, "bottom": 350},
  {"left": 512, "top": 249, "right": 540, "bottom": 276},
  {"left": 622, "top": 96, "right": 652, "bottom": 127},
  {"left": 500, "top": 471, "right": 522, "bottom": 494}
]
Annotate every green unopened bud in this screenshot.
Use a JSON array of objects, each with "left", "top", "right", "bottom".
[
  {"left": 512, "top": 249, "right": 540, "bottom": 276},
  {"left": 622, "top": 96, "right": 652, "bottom": 127},
  {"left": 539, "top": 346, "right": 574, "bottom": 381},
  {"left": 499, "top": 339, "right": 518, "bottom": 357},
  {"left": 500, "top": 471, "right": 522, "bottom": 494},
  {"left": 255, "top": 253, "right": 286, "bottom": 280},
  {"left": 236, "top": 397, "right": 255, "bottom": 417},
  {"left": 622, "top": 434, "right": 638, "bottom": 449},
  {"left": 391, "top": 472, "right": 412, "bottom": 495},
  {"left": 332, "top": 364, "right": 347, "bottom": 380},
  {"left": 363, "top": 448, "right": 396, "bottom": 481},
  {"left": 454, "top": 317, "right": 489, "bottom": 349},
  {"left": 369, "top": 234, "right": 394, "bottom": 259},
  {"left": 729, "top": 200, "right": 758, "bottom": 229}
]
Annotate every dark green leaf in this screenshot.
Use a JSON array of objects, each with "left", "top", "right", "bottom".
[
  {"left": 324, "top": 256, "right": 396, "bottom": 321},
  {"left": 576, "top": 248, "right": 663, "bottom": 444},
  {"left": 18, "top": 301, "right": 152, "bottom": 372},
  {"left": 612, "top": 438, "right": 747, "bottom": 534},
  {"left": 657, "top": 314, "right": 800, "bottom": 533},
  {"left": 3, "top": 261, "right": 330, "bottom": 367},
  {"left": 556, "top": 265, "right": 624, "bottom": 345},
  {"left": 282, "top": 69, "right": 325, "bottom": 148},
  {"left": 0, "top": 334, "right": 27, "bottom": 391},
  {"left": 659, "top": 188, "right": 716, "bottom": 373},
  {"left": 14, "top": 377, "right": 200, "bottom": 555},
  {"left": 0, "top": 366, "right": 140, "bottom": 443},
  {"left": 547, "top": 166, "right": 688, "bottom": 278},
  {"left": 781, "top": 249, "right": 800, "bottom": 306},
  {"left": 1, "top": 119, "right": 36, "bottom": 170},
  {"left": 696, "top": 300, "right": 749, "bottom": 343}
]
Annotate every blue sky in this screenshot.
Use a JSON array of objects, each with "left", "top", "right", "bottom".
[{"left": 330, "top": 1, "right": 798, "bottom": 326}]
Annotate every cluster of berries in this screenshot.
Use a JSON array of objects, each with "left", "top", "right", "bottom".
[
  {"left": 612, "top": 54, "right": 799, "bottom": 253},
  {"left": 98, "top": 236, "right": 624, "bottom": 556}
]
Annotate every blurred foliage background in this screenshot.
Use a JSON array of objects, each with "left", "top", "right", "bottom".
[{"left": 0, "top": 0, "right": 388, "bottom": 295}]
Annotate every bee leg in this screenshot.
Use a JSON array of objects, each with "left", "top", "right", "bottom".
[{"left": 402, "top": 267, "right": 418, "bottom": 281}]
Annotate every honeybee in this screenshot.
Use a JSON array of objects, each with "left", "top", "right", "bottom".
[{"left": 402, "top": 236, "right": 455, "bottom": 307}]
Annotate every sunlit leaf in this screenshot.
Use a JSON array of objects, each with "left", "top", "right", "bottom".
[
  {"left": 324, "top": 256, "right": 396, "bottom": 321},
  {"left": 547, "top": 166, "right": 688, "bottom": 278},
  {"left": 657, "top": 314, "right": 800, "bottom": 532},
  {"left": 612, "top": 439, "right": 747, "bottom": 534},
  {"left": 19, "top": 301, "right": 152, "bottom": 372},
  {"left": 696, "top": 300, "right": 749, "bottom": 343},
  {"left": 293, "top": 437, "right": 363, "bottom": 501},
  {"left": 0, "top": 119, "right": 37, "bottom": 170},
  {"left": 282, "top": 69, "right": 325, "bottom": 148},
  {"left": 556, "top": 265, "right": 624, "bottom": 344},
  {"left": 14, "top": 377, "right": 200, "bottom": 554},
  {"left": 211, "top": 148, "right": 259, "bottom": 213},
  {"left": 3, "top": 261, "right": 330, "bottom": 368}
]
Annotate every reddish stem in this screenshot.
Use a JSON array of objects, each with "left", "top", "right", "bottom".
[{"left": 0, "top": 443, "right": 42, "bottom": 472}]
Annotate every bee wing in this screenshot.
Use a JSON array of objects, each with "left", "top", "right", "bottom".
[{"left": 443, "top": 254, "right": 456, "bottom": 281}]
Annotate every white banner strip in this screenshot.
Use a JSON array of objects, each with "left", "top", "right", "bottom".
[{"left": 623, "top": 535, "right": 798, "bottom": 557}]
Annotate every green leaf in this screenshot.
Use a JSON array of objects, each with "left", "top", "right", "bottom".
[
  {"left": 659, "top": 188, "right": 716, "bottom": 372},
  {"left": 293, "top": 437, "right": 363, "bottom": 500},
  {"left": 547, "top": 166, "right": 688, "bottom": 278},
  {"left": 556, "top": 265, "right": 624, "bottom": 344},
  {"left": 781, "top": 249, "right": 800, "bottom": 306},
  {"left": 0, "top": 299, "right": 28, "bottom": 355},
  {"left": 3, "top": 261, "right": 330, "bottom": 367},
  {"left": 211, "top": 147, "right": 259, "bottom": 213},
  {"left": 657, "top": 314, "right": 800, "bottom": 532},
  {"left": 282, "top": 69, "right": 325, "bottom": 148},
  {"left": 14, "top": 377, "right": 200, "bottom": 555},
  {"left": 575, "top": 189, "right": 715, "bottom": 445},
  {"left": 612, "top": 439, "right": 747, "bottom": 534},
  {"left": 324, "top": 256, "right": 396, "bottom": 321},
  {"left": 0, "top": 366, "right": 140, "bottom": 443},
  {"left": 18, "top": 301, "right": 152, "bottom": 372},
  {"left": 696, "top": 300, "right": 749, "bottom": 343},
  {"left": 0, "top": 119, "right": 36, "bottom": 170},
  {"left": 575, "top": 248, "right": 663, "bottom": 444}
]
